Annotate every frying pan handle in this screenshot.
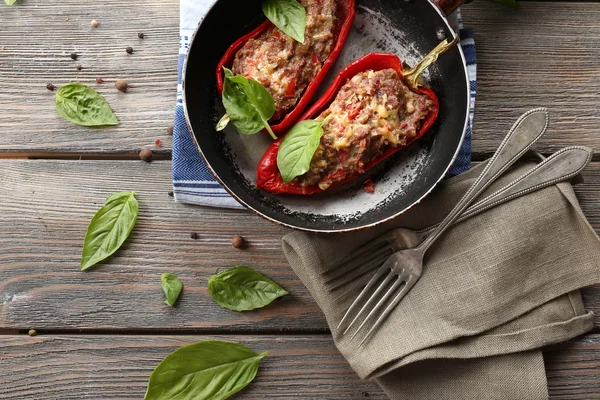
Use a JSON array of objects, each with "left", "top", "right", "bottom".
[{"left": 431, "top": 0, "right": 470, "bottom": 16}]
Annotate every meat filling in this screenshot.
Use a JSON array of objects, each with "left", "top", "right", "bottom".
[
  {"left": 232, "top": 0, "right": 337, "bottom": 121},
  {"left": 295, "top": 68, "right": 434, "bottom": 190}
]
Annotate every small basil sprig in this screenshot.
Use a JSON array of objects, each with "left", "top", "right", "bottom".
[
  {"left": 145, "top": 340, "right": 267, "bottom": 400},
  {"left": 208, "top": 266, "right": 288, "bottom": 311},
  {"left": 262, "top": 0, "right": 307, "bottom": 43},
  {"left": 277, "top": 116, "right": 330, "bottom": 183},
  {"left": 4, "top": 0, "right": 18, "bottom": 5},
  {"left": 80, "top": 191, "right": 138, "bottom": 271},
  {"left": 161, "top": 273, "right": 183, "bottom": 307},
  {"left": 55, "top": 83, "right": 119, "bottom": 127},
  {"left": 217, "top": 67, "right": 277, "bottom": 140}
]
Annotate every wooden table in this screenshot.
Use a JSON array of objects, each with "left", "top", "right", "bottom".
[{"left": 1, "top": 1, "right": 600, "bottom": 398}]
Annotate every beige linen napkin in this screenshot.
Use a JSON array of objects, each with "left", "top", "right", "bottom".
[{"left": 283, "top": 159, "right": 600, "bottom": 399}]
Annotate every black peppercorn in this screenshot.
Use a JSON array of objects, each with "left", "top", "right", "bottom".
[
  {"left": 126, "top": 46, "right": 134, "bottom": 54},
  {"left": 46, "top": 83, "right": 55, "bottom": 91},
  {"left": 70, "top": 52, "right": 78, "bottom": 60},
  {"left": 76, "top": 65, "right": 83, "bottom": 71},
  {"left": 168, "top": 191, "right": 174, "bottom": 197},
  {"left": 190, "top": 232, "right": 199, "bottom": 240},
  {"left": 138, "top": 32, "right": 145, "bottom": 39},
  {"left": 96, "top": 77, "right": 104, "bottom": 84}
]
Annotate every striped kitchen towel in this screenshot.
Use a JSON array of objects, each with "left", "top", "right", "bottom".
[{"left": 172, "top": 2, "right": 477, "bottom": 208}]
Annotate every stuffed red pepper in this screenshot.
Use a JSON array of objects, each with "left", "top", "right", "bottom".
[
  {"left": 256, "top": 52, "right": 440, "bottom": 195},
  {"left": 216, "top": 0, "right": 355, "bottom": 135}
]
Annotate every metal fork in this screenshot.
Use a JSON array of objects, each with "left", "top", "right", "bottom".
[
  {"left": 323, "top": 145, "right": 592, "bottom": 292},
  {"left": 337, "top": 108, "right": 550, "bottom": 345}
]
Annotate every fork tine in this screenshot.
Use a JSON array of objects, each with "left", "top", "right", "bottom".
[
  {"left": 322, "top": 238, "right": 390, "bottom": 278},
  {"left": 336, "top": 266, "right": 391, "bottom": 331},
  {"left": 349, "top": 276, "right": 405, "bottom": 341},
  {"left": 326, "top": 248, "right": 393, "bottom": 290},
  {"left": 332, "top": 268, "right": 379, "bottom": 304},
  {"left": 358, "top": 276, "right": 418, "bottom": 347},
  {"left": 342, "top": 271, "right": 395, "bottom": 335}
]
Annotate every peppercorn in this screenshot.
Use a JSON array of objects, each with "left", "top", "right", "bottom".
[
  {"left": 90, "top": 19, "right": 99, "bottom": 27},
  {"left": 167, "top": 125, "right": 174, "bottom": 136},
  {"left": 190, "top": 232, "right": 199, "bottom": 240},
  {"left": 96, "top": 77, "right": 104, "bottom": 84},
  {"left": 232, "top": 235, "right": 245, "bottom": 249},
  {"left": 139, "top": 148, "right": 153, "bottom": 162},
  {"left": 76, "top": 65, "right": 83, "bottom": 71},
  {"left": 155, "top": 139, "right": 163, "bottom": 147},
  {"left": 138, "top": 32, "right": 145, "bottom": 39},
  {"left": 28, "top": 329, "right": 37, "bottom": 337},
  {"left": 70, "top": 52, "right": 78, "bottom": 60},
  {"left": 46, "top": 83, "right": 55, "bottom": 91},
  {"left": 168, "top": 191, "right": 174, "bottom": 197},
  {"left": 115, "top": 80, "right": 129, "bottom": 92},
  {"left": 126, "top": 46, "right": 134, "bottom": 54}
]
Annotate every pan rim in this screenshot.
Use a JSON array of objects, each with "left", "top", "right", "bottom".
[{"left": 182, "top": 0, "right": 471, "bottom": 234}]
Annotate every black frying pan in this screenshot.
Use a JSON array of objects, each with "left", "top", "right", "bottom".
[{"left": 183, "top": 0, "right": 470, "bottom": 233}]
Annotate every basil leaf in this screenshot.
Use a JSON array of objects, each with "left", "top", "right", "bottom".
[
  {"left": 145, "top": 340, "right": 267, "bottom": 400},
  {"left": 277, "top": 118, "right": 327, "bottom": 183},
  {"left": 4, "top": 0, "right": 18, "bottom": 5},
  {"left": 221, "top": 67, "right": 277, "bottom": 139},
  {"left": 80, "top": 191, "right": 138, "bottom": 271},
  {"left": 161, "top": 273, "right": 183, "bottom": 307},
  {"left": 262, "top": 0, "right": 306, "bottom": 43},
  {"left": 208, "top": 266, "right": 288, "bottom": 311},
  {"left": 55, "top": 83, "right": 119, "bottom": 127}
]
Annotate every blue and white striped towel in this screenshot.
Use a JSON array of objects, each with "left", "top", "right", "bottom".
[{"left": 172, "top": 2, "right": 477, "bottom": 208}]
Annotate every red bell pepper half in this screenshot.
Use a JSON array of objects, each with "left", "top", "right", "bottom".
[
  {"left": 256, "top": 52, "right": 440, "bottom": 195},
  {"left": 215, "top": 0, "right": 355, "bottom": 135}
]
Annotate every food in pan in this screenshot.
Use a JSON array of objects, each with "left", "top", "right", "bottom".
[
  {"left": 256, "top": 52, "right": 440, "bottom": 195},
  {"left": 216, "top": 0, "right": 355, "bottom": 135}
]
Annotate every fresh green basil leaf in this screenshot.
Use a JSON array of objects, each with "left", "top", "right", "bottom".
[
  {"left": 493, "top": 0, "right": 517, "bottom": 8},
  {"left": 80, "top": 191, "right": 138, "bottom": 271},
  {"left": 4, "top": 0, "right": 18, "bottom": 5},
  {"left": 161, "top": 273, "right": 183, "bottom": 307},
  {"left": 55, "top": 83, "right": 119, "bottom": 127},
  {"left": 262, "top": 0, "right": 306, "bottom": 43},
  {"left": 145, "top": 340, "right": 267, "bottom": 400},
  {"left": 216, "top": 113, "right": 231, "bottom": 131},
  {"left": 208, "top": 266, "right": 288, "bottom": 311},
  {"left": 277, "top": 119, "right": 327, "bottom": 183},
  {"left": 221, "top": 67, "right": 277, "bottom": 139}
]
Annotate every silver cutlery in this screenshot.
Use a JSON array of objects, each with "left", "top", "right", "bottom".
[
  {"left": 337, "top": 108, "right": 550, "bottom": 345},
  {"left": 324, "top": 145, "right": 593, "bottom": 293}
]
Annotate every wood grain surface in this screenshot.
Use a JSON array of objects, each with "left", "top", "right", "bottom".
[
  {"left": 0, "top": 0, "right": 178, "bottom": 156},
  {"left": 462, "top": 1, "right": 600, "bottom": 159},
  {"left": 1, "top": 159, "right": 599, "bottom": 332},
  {"left": 2, "top": 1, "right": 600, "bottom": 397},
  {"left": 1, "top": 334, "right": 599, "bottom": 399},
  {"left": 1, "top": 1, "right": 600, "bottom": 157}
]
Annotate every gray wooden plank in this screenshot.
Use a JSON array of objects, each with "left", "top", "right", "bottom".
[
  {"left": 0, "top": 159, "right": 600, "bottom": 331},
  {"left": 0, "top": 334, "right": 385, "bottom": 399},
  {"left": 0, "top": 333, "right": 598, "bottom": 399},
  {"left": 545, "top": 335, "right": 600, "bottom": 399},
  {"left": 462, "top": 1, "right": 600, "bottom": 158},
  {"left": 0, "top": 0, "right": 178, "bottom": 155},
  {"left": 1, "top": 1, "right": 600, "bottom": 156}
]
